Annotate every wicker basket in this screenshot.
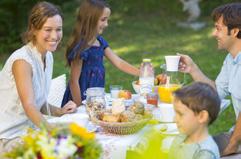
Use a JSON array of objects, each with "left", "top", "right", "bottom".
[{"left": 92, "top": 114, "right": 151, "bottom": 135}]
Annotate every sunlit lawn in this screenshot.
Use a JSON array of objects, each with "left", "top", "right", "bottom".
[{"left": 0, "top": 1, "right": 235, "bottom": 135}]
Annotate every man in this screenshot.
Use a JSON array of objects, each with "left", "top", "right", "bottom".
[{"left": 179, "top": 3, "right": 241, "bottom": 158}]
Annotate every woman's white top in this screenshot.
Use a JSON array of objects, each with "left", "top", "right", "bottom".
[{"left": 0, "top": 43, "right": 53, "bottom": 139}]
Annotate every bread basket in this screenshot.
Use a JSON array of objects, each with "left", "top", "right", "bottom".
[{"left": 92, "top": 113, "right": 152, "bottom": 135}]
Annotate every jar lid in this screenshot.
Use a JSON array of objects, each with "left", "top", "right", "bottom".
[{"left": 86, "top": 87, "right": 105, "bottom": 96}]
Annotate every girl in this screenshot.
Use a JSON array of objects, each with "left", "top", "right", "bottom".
[
  {"left": 61, "top": 0, "right": 139, "bottom": 106},
  {"left": 0, "top": 1, "right": 76, "bottom": 154}
]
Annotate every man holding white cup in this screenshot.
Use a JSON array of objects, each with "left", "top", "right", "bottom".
[{"left": 178, "top": 3, "right": 241, "bottom": 158}]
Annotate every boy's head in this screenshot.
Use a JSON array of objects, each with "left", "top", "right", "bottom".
[{"left": 173, "top": 82, "right": 220, "bottom": 135}]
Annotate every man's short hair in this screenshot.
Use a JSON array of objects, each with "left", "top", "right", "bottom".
[
  {"left": 173, "top": 82, "right": 220, "bottom": 125},
  {"left": 212, "top": 3, "right": 241, "bottom": 39}
]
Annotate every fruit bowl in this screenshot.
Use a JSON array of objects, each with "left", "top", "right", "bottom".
[
  {"left": 132, "top": 81, "right": 140, "bottom": 94},
  {"left": 132, "top": 81, "right": 158, "bottom": 94},
  {"left": 132, "top": 74, "right": 167, "bottom": 94}
]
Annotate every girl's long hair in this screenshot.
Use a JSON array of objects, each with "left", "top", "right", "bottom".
[{"left": 66, "top": 0, "right": 109, "bottom": 66}]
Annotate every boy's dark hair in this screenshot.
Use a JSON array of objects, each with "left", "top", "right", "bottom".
[
  {"left": 173, "top": 82, "right": 220, "bottom": 125},
  {"left": 212, "top": 3, "right": 241, "bottom": 39}
]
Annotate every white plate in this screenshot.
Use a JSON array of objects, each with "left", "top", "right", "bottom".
[
  {"left": 82, "top": 100, "right": 86, "bottom": 105},
  {"left": 48, "top": 113, "right": 89, "bottom": 127},
  {"left": 85, "top": 122, "right": 98, "bottom": 132},
  {"left": 156, "top": 123, "right": 179, "bottom": 135}
]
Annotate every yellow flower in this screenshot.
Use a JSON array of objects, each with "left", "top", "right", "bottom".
[
  {"left": 69, "top": 123, "right": 95, "bottom": 140},
  {"left": 22, "top": 129, "right": 38, "bottom": 149},
  {"left": 5, "top": 123, "right": 102, "bottom": 159},
  {"left": 41, "top": 149, "right": 56, "bottom": 159},
  {"left": 23, "top": 135, "right": 35, "bottom": 146},
  {"left": 76, "top": 141, "right": 83, "bottom": 147}
]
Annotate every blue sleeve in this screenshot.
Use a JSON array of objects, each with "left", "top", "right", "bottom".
[
  {"left": 67, "top": 42, "right": 89, "bottom": 63},
  {"left": 98, "top": 36, "right": 109, "bottom": 49}
]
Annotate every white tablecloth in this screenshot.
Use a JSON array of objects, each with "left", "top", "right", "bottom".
[
  {"left": 48, "top": 98, "right": 230, "bottom": 159},
  {"left": 48, "top": 106, "right": 177, "bottom": 159}
]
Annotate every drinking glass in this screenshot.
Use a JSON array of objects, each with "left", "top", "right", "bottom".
[{"left": 110, "top": 85, "right": 122, "bottom": 98}]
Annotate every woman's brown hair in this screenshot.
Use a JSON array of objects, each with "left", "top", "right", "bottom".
[
  {"left": 65, "top": 0, "right": 109, "bottom": 66},
  {"left": 22, "top": 1, "right": 63, "bottom": 44}
]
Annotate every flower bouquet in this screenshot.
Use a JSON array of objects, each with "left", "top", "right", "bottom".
[{"left": 4, "top": 123, "right": 102, "bottom": 159}]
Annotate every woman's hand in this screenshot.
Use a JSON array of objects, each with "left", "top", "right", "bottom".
[{"left": 61, "top": 101, "right": 77, "bottom": 115}]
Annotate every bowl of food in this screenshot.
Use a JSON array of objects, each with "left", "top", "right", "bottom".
[
  {"left": 132, "top": 80, "right": 140, "bottom": 94},
  {"left": 132, "top": 74, "right": 167, "bottom": 94},
  {"left": 91, "top": 102, "right": 152, "bottom": 135}
]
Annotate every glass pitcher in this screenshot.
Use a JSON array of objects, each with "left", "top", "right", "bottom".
[{"left": 157, "top": 64, "right": 185, "bottom": 103}]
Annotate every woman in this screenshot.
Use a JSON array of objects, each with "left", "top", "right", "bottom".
[{"left": 0, "top": 1, "right": 76, "bottom": 154}]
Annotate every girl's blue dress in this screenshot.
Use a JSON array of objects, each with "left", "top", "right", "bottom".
[{"left": 61, "top": 36, "right": 108, "bottom": 106}]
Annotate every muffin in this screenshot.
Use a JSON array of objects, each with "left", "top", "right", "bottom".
[
  {"left": 120, "top": 110, "right": 136, "bottom": 122},
  {"left": 128, "top": 101, "right": 145, "bottom": 115},
  {"left": 102, "top": 112, "right": 120, "bottom": 122}
]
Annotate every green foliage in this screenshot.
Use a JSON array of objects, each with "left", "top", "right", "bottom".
[
  {"left": 201, "top": 0, "right": 241, "bottom": 16},
  {"left": 108, "top": 0, "right": 182, "bottom": 17},
  {"left": 0, "top": 0, "right": 36, "bottom": 53},
  {"left": 0, "top": 0, "right": 65, "bottom": 54}
]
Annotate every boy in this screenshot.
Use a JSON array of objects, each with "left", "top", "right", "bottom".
[{"left": 169, "top": 82, "right": 220, "bottom": 159}]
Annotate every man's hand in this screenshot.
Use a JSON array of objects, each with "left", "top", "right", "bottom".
[
  {"left": 222, "top": 140, "right": 239, "bottom": 156},
  {"left": 178, "top": 53, "right": 196, "bottom": 74},
  {"left": 223, "top": 113, "right": 241, "bottom": 156}
]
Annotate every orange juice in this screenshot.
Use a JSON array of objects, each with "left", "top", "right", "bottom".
[{"left": 158, "top": 84, "right": 182, "bottom": 103}]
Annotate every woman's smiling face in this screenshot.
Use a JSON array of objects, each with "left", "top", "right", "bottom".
[{"left": 34, "top": 14, "right": 63, "bottom": 54}]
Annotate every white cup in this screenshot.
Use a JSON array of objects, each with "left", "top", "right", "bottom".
[
  {"left": 165, "top": 55, "right": 180, "bottom": 72},
  {"left": 159, "top": 103, "right": 175, "bottom": 122}
]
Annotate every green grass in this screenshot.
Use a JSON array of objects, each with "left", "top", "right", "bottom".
[{"left": 0, "top": 1, "right": 235, "bottom": 135}]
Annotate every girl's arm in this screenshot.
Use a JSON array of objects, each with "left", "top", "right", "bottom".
[
  {"left": 41, "top": 100, "right": 77, "bottom": 117},
  {"left": 105, "top": 47, "right": 140, "bottom": 76},
  {"left": 69, "top": 59, "right": 83, "bottom": 106},
  {"left": 12, "top": 60, "right": 49, "bottom": 128}
]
